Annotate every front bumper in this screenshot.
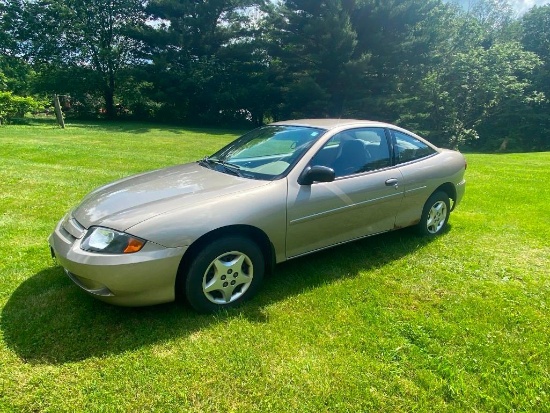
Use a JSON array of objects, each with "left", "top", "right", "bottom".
[{"left": 49, "top": 217, "right": 186, "bottom": 306}]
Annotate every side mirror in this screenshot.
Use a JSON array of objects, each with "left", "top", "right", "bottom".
[{"left": 298, "top": 165, "right": 335, "bottom": 185}]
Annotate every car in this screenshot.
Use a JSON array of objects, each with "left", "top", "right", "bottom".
[{"left": 49, "top": 119, "right": 466, "bottom": 313}]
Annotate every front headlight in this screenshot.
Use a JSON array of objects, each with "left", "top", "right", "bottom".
[{"left": 80, "top": 227, "right": 146, "bottom": 254}]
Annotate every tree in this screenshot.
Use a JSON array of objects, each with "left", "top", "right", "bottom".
[
  {"left": 0, "top": 55, "right": 35, "bottom": 96},
  {"left": 380, "top": 1, "right": 544, "bottom": 150},
  {"left": 2, "top": 0, "right": 148, "bottom": 118},
  {"left": 350, "top": 0, "right": 454, "bottom": 122},
  {"left": 519, "top": 5, "right": 550, "bottom": 150},
  {"left": 405, "top": 41, "right": 541, "bottom": 148},
  {"left": 267, "top": 0, "right": 370, "bottom": 119},
  {"left": 522, "top": 5, "right": 550, "bottom": 63},
  {"left": 1, "top": 2, "right": 46, "bottom": 123},
  {"left": 134, "top": 0, "right": 268, "bottom": 124}
]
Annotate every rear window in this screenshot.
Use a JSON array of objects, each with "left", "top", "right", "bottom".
[{"left": 391, "top": 130, "right": 436, "bottom": 164}]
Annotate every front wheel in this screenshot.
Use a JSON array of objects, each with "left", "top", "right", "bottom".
[
  {"left": 418, "top": 191, "right": 450, "bottom": 237},
  {"left": 184, "top": 236, "right": 264, "bottom": 313}
]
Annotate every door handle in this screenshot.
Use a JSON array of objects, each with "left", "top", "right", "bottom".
[{"left": 385, "top": 178, "right": 399, "bottom": 187}]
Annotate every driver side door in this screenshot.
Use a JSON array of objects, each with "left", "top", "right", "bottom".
[{"left": 285, "top": 128, "right": 404, "bottom": 258}]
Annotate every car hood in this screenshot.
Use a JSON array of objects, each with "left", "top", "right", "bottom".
[{"left": 72, "top": 162, "right": 269, "bottom": 231}]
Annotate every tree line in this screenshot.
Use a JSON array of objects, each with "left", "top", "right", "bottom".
[{"left": 1, "top": 0, "right": 549, "bottom": 151}]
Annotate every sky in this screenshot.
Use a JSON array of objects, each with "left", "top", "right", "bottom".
[
  {"left": 454, "top": 0, "right": 550, "bottom": 15},
  {"left": 499, "top": 0, "right": 549, "bottom": 14}
]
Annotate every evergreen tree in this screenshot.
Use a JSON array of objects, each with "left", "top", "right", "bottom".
[
  {"left": 267, "top": 0, "right": 370, "bottom": 118},
  {"left": 135, "top": 0, "right": 267, "bottom": 124}
]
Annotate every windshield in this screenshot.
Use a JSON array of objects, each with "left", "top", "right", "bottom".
[{"left": 203, "top": 125, "right": 326, "bottom": 180}]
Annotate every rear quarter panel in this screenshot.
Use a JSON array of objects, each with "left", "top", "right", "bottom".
[{"left": 394, "top": 150, "right": 466, "bottom": 229}]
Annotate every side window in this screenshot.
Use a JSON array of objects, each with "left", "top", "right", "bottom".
[
  {"left": 354, "top": 129, "right": 391, "bottom": 171},
  {"left": 310, "top": 128, "right": 391, "bottom": 177},
  {"left": 392, "top": 130, "right": 436, "bottom": 164},
  {"left": 309, "top": 132, "right": 347, "bottom": 171}
]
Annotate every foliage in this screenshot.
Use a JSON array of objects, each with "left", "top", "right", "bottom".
[
  {"left": 0, "top": 55, "right": 36, "bottom": 95},
  {"left": 350, "top": 0, "right": 450, "bottom": 120},
  {"left": 0, "top": 91, "right": 44, "bottom": 123},
  {"left": 405, "top": 41, "right": 542, "bottom": 148},
  {"left": 1, "top": 0, "right": 148, "bottom": 119},
  {"left": 1, "top": 0, "right": 550, "bottom": 150},
  {"left": 382, "top": 2, "right": 544, "bottom": 149},
  {"left": 266, "top": 0, "right": 370, "bottom": 119},
  {"left": 0, "top": 121, "right": 549, "bottom": 410},
  {"left": 132, "top": 0, "right": 267, "bottom": 124},
  {"left": 0, "top": 54, "right": 48, "bottom": 124},
  {"left": 518, "top": 5, "right": 550, "bottom": 151}
]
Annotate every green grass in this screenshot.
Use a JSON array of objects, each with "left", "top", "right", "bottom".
[{"left": 1, "top": 119, "right": 549, "bottom": 412}]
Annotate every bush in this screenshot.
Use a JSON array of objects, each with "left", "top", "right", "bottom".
[{"left": 0, "top": 91, "right": 45, "bottom": 124}]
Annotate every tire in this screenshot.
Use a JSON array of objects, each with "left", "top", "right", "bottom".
[
  {"left": 417, "top": 191, "right": 450, "bottom": 237},
  {"left": 185, "top": 236, "right": 264, "bottom": 313}
]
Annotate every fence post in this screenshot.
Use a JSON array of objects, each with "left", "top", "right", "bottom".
[{"left": 54, "top": 94, "right": 65, "bottom": 128}]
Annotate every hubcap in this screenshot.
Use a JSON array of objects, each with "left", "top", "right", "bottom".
[
  {"left": 426, "top": 201, "right": 447, "bottom": 234},
  {"left": 202, "top": 251, "right": 253, "bottom": 304}
]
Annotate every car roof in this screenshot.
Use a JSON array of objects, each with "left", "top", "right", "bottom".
[{"left": 269, "top": 119, "right": 391, "bottom": 130}]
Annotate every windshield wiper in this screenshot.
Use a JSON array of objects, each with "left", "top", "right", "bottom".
[
  {"left": 198, "top": 156, "right": 213, "bottom": 169},
  {"left": 202, "top": 157, "right": 242, "bottom": 177}
]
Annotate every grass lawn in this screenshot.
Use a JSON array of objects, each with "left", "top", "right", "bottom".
[{"left": 0, "top": 119, "right": 549, "bottom": 412}]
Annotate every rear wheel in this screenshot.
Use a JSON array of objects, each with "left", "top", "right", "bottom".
[
  {"left": 418, "top": 192, "right": 450, "bottom": 237},
  {"left": 185, "top": 236, "right": 264, "bottom": 313}
]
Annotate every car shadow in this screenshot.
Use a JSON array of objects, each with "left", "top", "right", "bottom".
[
  {"left": 1, "top": 228, "right": 441, "bottom": 365},
  {"left": 64, "top": 120, "right": 249, "bottom": 136},
  {"left": 14, "top": 117, "right": 249, "bottom": 136}
]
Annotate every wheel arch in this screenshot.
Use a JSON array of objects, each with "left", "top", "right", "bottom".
[
  {"left": 433, "top": 182, "right": 457, "bottom": 210},
  {"left": 175, "top": 224, "right": 275, "bottom": 301}
]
